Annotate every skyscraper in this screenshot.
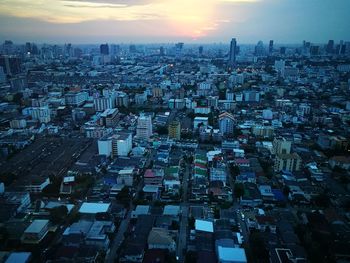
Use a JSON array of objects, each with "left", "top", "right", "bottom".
[
  {"left": 326, "top": 40, "right": 334, "bottom": 54},
  {"left": 229, "top": 38, "right": 237, "bottom": 65},
  {"left": 269, "top": 40, "right": 274, "bottom": 54},
  {"left": 100, "top": 43, "right": 109, "bottom": 55},
  {"left": 0, "top": 55, "right": 22, "bottom": 76}
]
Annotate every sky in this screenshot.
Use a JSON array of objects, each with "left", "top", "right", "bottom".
[{"left": 0, "top": 0, "right": 349, "bottom": 44}]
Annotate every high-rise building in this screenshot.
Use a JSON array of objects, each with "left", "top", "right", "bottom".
[
  {"left": 269, "top": 40, "right": 274, "bottom": 54},
  {"left": 159, "top": 46, "right": 165, "bottom": 56},
  {"left": 326, "top": 40, "right": 334, "bottom": 54},
  {"left": 0, "top": 55, "right": 22, "bottom": 76},
  {"left": 94, "top": 97, "right": 115, "bottom": 112},
  {"left": 229, "top": 38, "right": 237, "bottom": 65},
  {"left": 168, "top": 121, "right": 181, "bottom": 140},
  {"left": 98, "top": 132, "right": 132, "bottom": 158},
  {"left": 280, "top": 47, "right": 286, "bottom": 55},
  {"left": 110, "top": 44, "right": 120, "bottom": 55},
  {"left": 219, "top": 112, "right": 235, "bottom": 135},
  {"left": 274, "top": 153, "right": 302, "bottom": 172},
  {"left": 136, "top": 114, "right": 153, "bottom": 140},
  {"left": 100, "top": 43, "right": 109, "bottom": 55},
  {"left": 112, "top": 133, "right": 132, "bottom": 157},
  {"left": 198, "top": 46, "right": 203, "bottom": 56},
  {"left": 255, "top": 41, "right": 264, "bottom": 56},
  {"left": 273, "top": 137, "right": 291, "bottom": 155},
  {"left": 310, "top": 45, "right": 319, "bottom": 56},
  {"left": 0, "top": 66, "right": 6, "bottom": 83},
  {"left": 2, "top": 40, "right": 14, "bottom": 55}
]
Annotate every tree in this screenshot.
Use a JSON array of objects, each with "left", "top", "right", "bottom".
[
  {"left": 229, "top": 164, "right": 240, "bottom": 177},
  {"left": 155, "top": 126, "right": 168, "bottom": 135},
  {"left": 283, "top": 186, "right": 291, "bottom": 198},
  {"left": 234, "top": 183, "right": 245, "bottom": 199},
  {"left": 188, "top": 216, "right": 195, "bottom": 229},
  {"left": 214, "top": 208, "right": 220, "bottom": 219},
  {"left": 12, "top": 92, "right": 23, "bottom": 105},
  {"left": 170, "top": 220, "right": 179, "bottom": 230},
  {"left": 313, "top": 193, "right": 331, "bottom": 208},
  {"left": 116, "top": 186, "right": 131, "bottom": 208},
  {"left": 50, "top": 205, "right": 68, "bottom": 224}
]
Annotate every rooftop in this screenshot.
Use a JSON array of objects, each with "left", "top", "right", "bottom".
[
  {"left": 24, "top": 219, "right": 49, "bottom": 234},
  {"left": 79, "top": 202, "right": 111, "bottom": 214},
  {"left": 195, "top": 219, "right": 214, "bottom": 233}
]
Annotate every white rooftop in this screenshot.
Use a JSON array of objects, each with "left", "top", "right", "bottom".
[
  {"left": 195, "top": 219, "right": 214, "bottom": 233},
  {"left": 79, "top": 202, "right": 111, "bottom": 214},
  {"left": 218, "top": 246, "right": 247, "bottom": 263}
]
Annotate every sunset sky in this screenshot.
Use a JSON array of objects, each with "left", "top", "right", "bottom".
[{"left": 0, "top": 0, "right": 349, "bottom": 44}]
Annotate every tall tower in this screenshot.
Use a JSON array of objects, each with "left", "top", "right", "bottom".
[
  {"left": 229, "top": 38, "right": 237, "bottom": 65},
  {"left": 269, "top": 40, "right": 274, "bottom": 54}
]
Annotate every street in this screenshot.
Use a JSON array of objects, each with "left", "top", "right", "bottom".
[{"left": 176, "top": 158, "right": 191, "bottom": 262}]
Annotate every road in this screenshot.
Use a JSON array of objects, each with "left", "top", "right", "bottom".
[
  {"left": 177, "top": 204, "right": 189, "bottom": 262},
  {"left": 105, "top": 177, "right": 145, "bottom": 263},
  {"left": 104, "top": 210, "right": 131, "bottom": 263},
  {"left": 177, "top": 159, "right": 191, "bottom": 262}
]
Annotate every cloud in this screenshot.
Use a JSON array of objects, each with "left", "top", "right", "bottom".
[
  {"left": 63, "top": 4, "right": 128, "bottom": 8},
  {"left": 60, "top": 0, "right": 152, "bottom": 6}
]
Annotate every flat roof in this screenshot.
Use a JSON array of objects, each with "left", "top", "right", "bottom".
[
  {"left": 24, "top": 219, "right": 49, "bottom": 234},
  {"left": 5, "top": 252, "right": 31, "bottom": 263},
  {"left": 163, "top": 205, "right": 180, "bottom": 216},
  {"left": 218, "top": 247, "right": 247, "bottom": 262},
  {"left": 143, "top": 185, "right": 159, "bottom": 193},
  {"left": 195, "top": 219, "right": 214, "bottom": 233},
  {"left": 79, "top": 202, "right": 111, "bottom": 214}
]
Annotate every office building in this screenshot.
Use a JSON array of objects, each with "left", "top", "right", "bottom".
[
  {"left": 0, "top": 55, "right": 21, "bottom": 76},
  {"left": 269, "top": 40, "right": 274, "bottom": 54},
  {"left": 0, "top": 66, "right": 6, "bottom": 83},
  {"left": 100, "top": 43, "right": 109, "bottom": 55},
  {"left": 229, "top": 38, "right": 237, "bottom": 65},
  {"left": 326, "top": 40, "right": 334, "bottom": 54},
  {"left": 255, "top": 41, "right": 264, "bottom": 56},
  {"left": 137, "top": 114, "right": 153, "bottom": 140}
]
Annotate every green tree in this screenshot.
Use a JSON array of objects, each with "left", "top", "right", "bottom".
[
  {"left": 234, "top": 183, "right": 245, "bottom": 199},
  {"left": 188, "top": 216, "right": 195, "bottom": 229},
  {"left": 50, "top": 205, "right": 68, "bottom": 224},
  {"left": 116, "top": 186, "right": 131, "bottom": 207}
]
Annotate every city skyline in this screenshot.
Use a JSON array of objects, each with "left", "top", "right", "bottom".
[{"left": 0, "top": 0, "right": 349, "bottom": 44}]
